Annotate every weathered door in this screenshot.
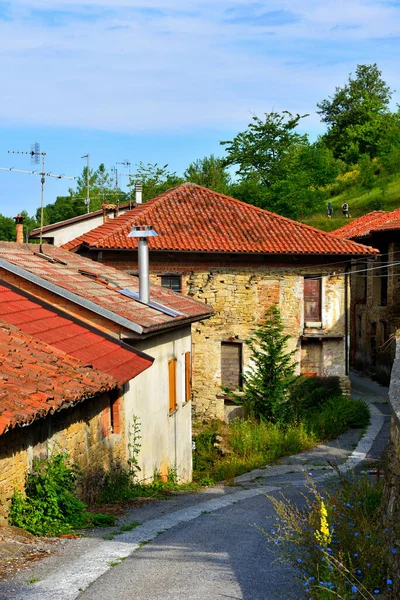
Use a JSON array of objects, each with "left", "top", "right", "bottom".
[
  {"left": 304, "top": 279, "right": 321, "bottom": 322},
  {"left": 221, "top": 342, "right": 242, "bottom": 389}
]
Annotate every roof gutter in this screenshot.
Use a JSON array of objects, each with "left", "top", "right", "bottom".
[{"left": 0, "top": 258, "right": 144, "bottom": 335}]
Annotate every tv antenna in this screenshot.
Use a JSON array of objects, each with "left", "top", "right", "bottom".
[
  {"left": 116, "top": 160, "right": 134, "bottom": 208},
  {"left": 1, "top": 143, "right": 75, "bottom": 252}
]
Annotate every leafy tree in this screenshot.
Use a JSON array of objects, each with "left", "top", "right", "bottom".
[
  {"left": 228, "top": 306, "right": 297, "bottom": 423},
  {"left": 184, "top": 154, "right": 231, "bottom": 194},
  {"left": 21, "top": 210, "right": 38, "bottom": 241},
  {"left": 358, "top": 154, "right": 376, "bottom": 190},
  {"left": 0, "top": 214, "right": 16, "bottom": 241},
  {"left": 128, "top": 162, "right": 184, "bottom": 202},
  {"left": 221, "top": 110, "right": 309, "bottom": 188},
  {"left": 317, "top": 64, "right": 393, "bottom": 158}
]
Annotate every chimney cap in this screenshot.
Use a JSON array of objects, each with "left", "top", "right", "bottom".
[
  {"left": 128, "top": 225, "right": 158, "bottom": 238},
  {"left": 13, "top": 214, "right": 25, "bottom": 222}
]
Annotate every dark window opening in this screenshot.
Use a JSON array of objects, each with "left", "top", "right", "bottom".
[
  {"left": 161, "top": 275, "right": 182, "bottom": 293},
  {"left": 221, "top": 341, "right": 243, "bottom": 390},
  {"left": 370, "top": 322, "right": 377, "bottom": 367},
  {"left": 304, "top": 278, "right": 322, "bottom": 322}
]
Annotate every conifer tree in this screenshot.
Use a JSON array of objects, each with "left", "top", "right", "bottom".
[{"left": 233, "top": 306, "right": 297, "bottom": 423}]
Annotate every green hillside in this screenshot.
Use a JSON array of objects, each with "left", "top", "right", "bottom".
[{"left": 302, "top": 175, "right": 400, "bottom": 232}]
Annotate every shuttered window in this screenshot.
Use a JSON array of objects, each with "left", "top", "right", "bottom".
[
  {"left": 168, "top": 358, "right": 177, "bottom": 414},
  {"left": 221, "top": 342, "right": 242, "bottom": 389},
  {"left": 185, "top": 352, "right": 191, "bottom": 403},
  {"left": 304, "top": 278, "right": 321, "bottom": 322}
]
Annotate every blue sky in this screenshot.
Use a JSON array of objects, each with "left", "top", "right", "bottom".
[{"left": 0, "top": 0, "right": 399, "bottom": 217}]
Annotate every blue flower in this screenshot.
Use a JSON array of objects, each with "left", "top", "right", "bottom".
[
  {"left": 387, "top": 579, "right": 392, "bottom": 585},
  {"left": 373, "top": 590, "right": 379, "bottom": 594},
  {"left": 351, "top": 585, "right": 357, "bottom": 593},
  {"left": 297, "top": 558, "right": 302, "bottom": 563},
  {"left": 391, "top": 549, "right": 397, "bottom": 554},
  {"left": 353, "top": 553, "right": 358, "bottom": 557}
]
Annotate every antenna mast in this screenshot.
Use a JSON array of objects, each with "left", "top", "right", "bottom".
[
  {"left": 3, "top": 143, "right": 75, "bottom": 252},
  {"left": 81, "top": 154, "right": 90, "bottom": 213}
]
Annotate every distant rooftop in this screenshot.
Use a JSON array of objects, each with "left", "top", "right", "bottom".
[{"left": 332, "top": 208, "right": 400, "bottom": 241}]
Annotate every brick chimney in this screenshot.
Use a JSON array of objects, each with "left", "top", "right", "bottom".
[
  {"left": 13, "top": 214, "right": 25, "bottom": 244},
  {"left": 101, "top": 204, "right": 117, "bottom": 224}
]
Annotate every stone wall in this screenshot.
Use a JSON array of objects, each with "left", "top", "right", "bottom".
[
  {"left": 92, "top": 250, "right": 349, "bottom": 420},
  {"left": 0, "top": 392, "right": 126, "bottom": 523},
  {"left": 383, "top": 338, "right": 400, "bottom": 595}
]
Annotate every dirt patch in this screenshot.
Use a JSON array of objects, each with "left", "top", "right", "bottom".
[{"left": 0, "top": 526, "right": 60, "bottom": 581}]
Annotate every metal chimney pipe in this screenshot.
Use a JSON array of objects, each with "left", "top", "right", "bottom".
[
  {"left": 138, "top": 236, "right": 150, "bottom": 303},
  {"left": 127, "top": 225, "right": 158, "bottom": 304},
  {"left": 135, "top": 183, "right": 143, "bottom": 204}
]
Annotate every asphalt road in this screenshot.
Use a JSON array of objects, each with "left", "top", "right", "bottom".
[{"left": 78, "top": 489, "right": 300, "bottom": 600}]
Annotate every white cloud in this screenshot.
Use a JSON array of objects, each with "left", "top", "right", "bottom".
[{"left": 0, "top": 0, "right": 399, "bottom": 133}]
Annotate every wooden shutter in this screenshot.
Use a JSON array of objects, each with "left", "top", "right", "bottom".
[
  {"left": 185, "top": 352, "right": 191, "bottom": 402},
  {"left": 168, "top": 358, "right": 177, "bottom": 414},
  {"left": 304, "top": 278, "right": 321, "bottom": 322},
  {"left": 221, "top": 342, "right": 242, "bottom": 388}
]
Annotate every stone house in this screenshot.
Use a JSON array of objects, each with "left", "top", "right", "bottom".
[
  {"left": 63, "top": 183, "right": 376, "bottom": 421},
  {"left": 0, "top": 282, "right": 154, "bottom": 522},
  {"left": 332, "top": 209, "right": 400, "bottom": 382},
  {"left": 0, "top": 242, "right": 212, "bottom": 493}
]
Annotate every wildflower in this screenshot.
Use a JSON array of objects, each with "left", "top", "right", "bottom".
[
  {"left": 297, "top": 558, "right": 302, "bottom": 563},
  {"left": 351, "top": 585, "right": 357, "bottom": 593},
  {"left": 353, "top": 553, "right": 358, "bottom": 557},
  {"left": 314, "top": 501, "right": 332, "bottom": 547},
  {"left": 387, "top": 580, "right": 392, "bottom": 585},
  {"left": 373, "top": 590, "right": 379, "bottom": 594},
  {"left": 391, "top": 548, "right": 397, "bottom": 554}
]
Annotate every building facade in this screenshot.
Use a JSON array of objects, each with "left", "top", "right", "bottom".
[{"left": 64, "top": 183, "right": 377, "bottom": 420}]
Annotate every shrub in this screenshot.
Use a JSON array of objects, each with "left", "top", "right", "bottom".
[
  {"left": 305, "top": 396, "right": 370, "bottom": 440},
  {"left": 9, "top": 452, "right": 115, "bottom": 536}
]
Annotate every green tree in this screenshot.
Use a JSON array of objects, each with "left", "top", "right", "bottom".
[
  {"left": 184, "top": 154, "right": 231, "bottom": 194},
  {"left": 228, "top": 306, "right": 297, "bottom": 423},
  {"left": 221, "top": 110, "right": 309, "bottom": 188},
  {"left": 128, "top": 162, "right": 184, "bottom": 202},
  {"left": 0, "top": 214, "right": 16, "bottom": 241},
  {"left": 317, "top": 64, "right": 393, "bottom": 158},
  {"left": 358, "top": 154, "right": 376, "bottom": 190}
]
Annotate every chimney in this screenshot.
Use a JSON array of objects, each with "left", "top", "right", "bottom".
[
  {"left": 13, "top": 214, "right": 25, "bottom": 244},
  {"left": 135, "top": 183, "right": 143, "bottom": 205},
  {"left": 102, "top": 204, "right": 117, "bottom": 224},
  {"left": 127, "top": 225, "right": 158, "bottom": 303}
]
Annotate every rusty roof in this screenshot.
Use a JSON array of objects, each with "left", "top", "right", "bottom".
[
  {"left": 0, "top": 319, "right": 117, "bottom": 436},
  {"left": 0, "top": 284, "right": 153, "bottom": 387},
  {"left": 63, "top": 183, "right": 377, "bottom": 257},
  {"left": 0, "top": 243, "right": 212, "bottom": 335}
]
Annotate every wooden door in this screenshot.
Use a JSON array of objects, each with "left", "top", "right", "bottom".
[{"left": 304, "top": 279, "right": 321, "bottom": 322}]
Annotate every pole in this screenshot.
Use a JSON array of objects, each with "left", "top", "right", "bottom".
[
  {"left": 39, "top": 153, "right": 46, "bottom": 253},
  {"left": 81, "top": 154, "right": 90, "bottom": 213}
]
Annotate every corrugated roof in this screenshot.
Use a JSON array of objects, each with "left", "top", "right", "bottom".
[
  {"left": 332, "top": 208, "right": 400, "bottom": 240},
  {"left": 0, "top": 285, "right": 153, "bottom": 386},
  {"left": 0, "top": 319, "right": 117, "bottom": 435},
  {"left": 0, "top": 243, "right": 213, "bottom": 334},
  {"left": 63, "top": 183, "right": 377, "bottom": 257}
]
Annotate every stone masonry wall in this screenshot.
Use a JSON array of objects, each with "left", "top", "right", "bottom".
[
  {"left": 0, "top": 392, "right": 126, "bottom": 523},
  {"left": 94, "top": 250, "right": 349, "bottom": 420},
  {"left": 383, "top": 338, "right": 400, "bottom": 596}
]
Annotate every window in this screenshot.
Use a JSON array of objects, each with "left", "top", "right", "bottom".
[
  {"left": 168, "top": 358, "right": 177, "bottom": 414},
  {"left": 161, "top": 275, "right": 182, "bottom": 292},
  {"left": 304, "top": 278, "right": 322, "bottom": 323},
  {"left": 221, "top": 342, "right": 242, "bottom": 389},
  {"left": 185, "top": 352, "right": 191, "bottom": 403}
]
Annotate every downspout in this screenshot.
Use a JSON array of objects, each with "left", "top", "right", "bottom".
[{"left": 345, "top": 265, "right": 349, "bottom": 376}]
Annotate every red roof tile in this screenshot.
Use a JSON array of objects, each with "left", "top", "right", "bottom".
[
  {"left": 332, "top": 208, "right": 400, "bottom": 240},
  {"left": 0, "top": 285, "right": 153, "bottom": 387},
  {"left": 63, "top": 183, "right": 377, "bottom": 257},
  {"left": 0, "top": 243, "right": 212, "bottom": 334},
  {"left": 0, "top": 320, "right": 116, "bottom": 435}
]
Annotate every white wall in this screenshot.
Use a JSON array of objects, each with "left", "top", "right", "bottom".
[{"left": 124, "top": 326, "right": 193, "bottom": 483}]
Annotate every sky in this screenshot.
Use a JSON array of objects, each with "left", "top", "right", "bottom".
[{"left": 0, "top": 0, "right": 399, "bottom": 218}]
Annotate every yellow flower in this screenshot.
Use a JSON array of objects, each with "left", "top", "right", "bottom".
[{"left": 315, "top": 500, "right": 332, "bottom": 547}]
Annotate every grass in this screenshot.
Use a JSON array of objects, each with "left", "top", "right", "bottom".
[
  {"left": 262, "top": 470, "right": 394, "bottom": 599},
  {"left": 301, "top": 175, "right": 400, "bottom": 232},
  {"left": 193, "top": 419, "right": 316, "bottom": 484}
]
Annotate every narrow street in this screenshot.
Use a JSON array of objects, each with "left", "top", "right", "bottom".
[{"left": 0, "top": 373, "right": 390, "bottom": 600}]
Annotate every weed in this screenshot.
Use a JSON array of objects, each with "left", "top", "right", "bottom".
[
  {"left": 138, "top": 539, "right": 150, "bottom": 548},
  {"left": 26, "top": 572, "right": 41, "bottom": 584},
  {"left": 9, "top": 451, "right": 115, "bottom": 536},
  {"left": 117, "top": 521, "right": 141, "bottom": 533},
  {"left": 103, "top": 533, "right": 115, "bottom": 540}
]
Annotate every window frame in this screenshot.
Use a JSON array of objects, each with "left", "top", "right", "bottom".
[{"left": 161, "top": 275, "right": 182, "bottom": 293}]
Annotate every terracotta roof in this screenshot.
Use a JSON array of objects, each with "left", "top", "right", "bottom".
[
  {"left": 29, "top": 202, "right": 132, "bottom": 236},
  {"left": 0, "top": 243, "right": 212, "bottom": 335},
  {"left": 0, "top": 285, "right": 153, "bottom": 386},
  {"left": 0, "top": 320, "right": 117, "bottom": 435},
  {"left": 332, "top": 208, "right": 400, "bottom": 240},
  {"left": 63, "top": 183, "right": 377, "bottom": 257}
]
